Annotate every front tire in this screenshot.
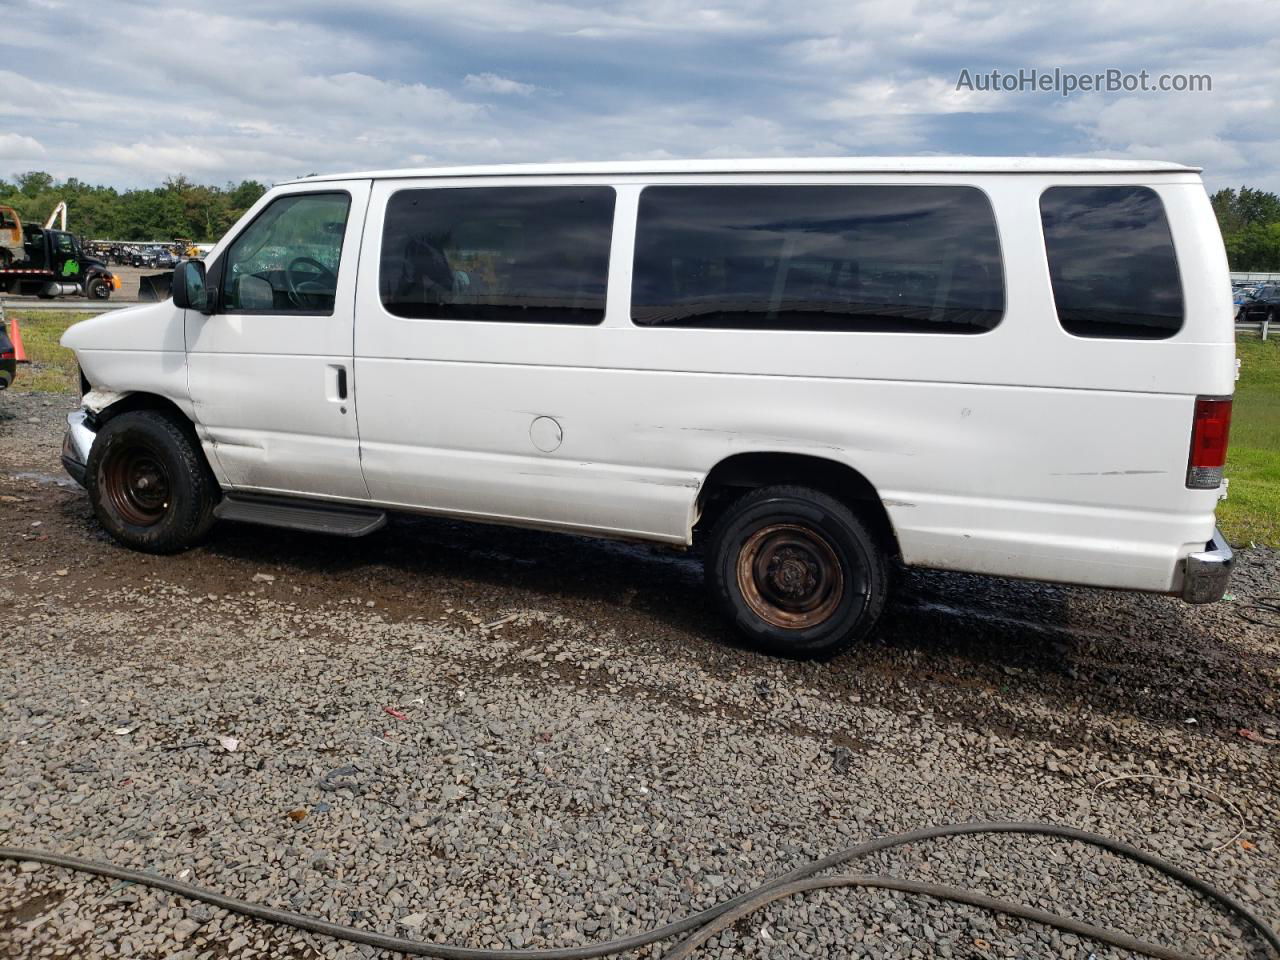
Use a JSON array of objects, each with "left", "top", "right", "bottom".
[
  {"left": 87, "top": 278, "right": 111, "bottom": 300},
  {"left": 86, "top": 410, "right": 218, "bottom": 553},
  {"left": 706, "top": 485, "right": 890, "bottom": 658}
]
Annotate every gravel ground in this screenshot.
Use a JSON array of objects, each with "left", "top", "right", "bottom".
[{"left": 2, "top": 391, "right": 1278, "bottom": 960}]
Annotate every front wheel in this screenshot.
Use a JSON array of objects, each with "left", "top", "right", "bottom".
[
  {"left": 86, "top": 410, "right": 218, "bottom": 553},
  {"left": 86, "top": 278, "right": 111, "bottom": 300},
  {"left": 706, "top": 485, "right": 890, "bottom": 658}
]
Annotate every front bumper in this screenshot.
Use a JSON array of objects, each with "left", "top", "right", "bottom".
[
  {"left": 61, "top": 409, "right": 96, "bottom": 487},
  {"left": 1182, "top": 528, "right": 1234, "bottom": 604}
]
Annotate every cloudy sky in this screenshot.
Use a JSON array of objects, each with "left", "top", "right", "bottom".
[{"left": 2, "top": 0, "right": 1277, "bottom": 192}]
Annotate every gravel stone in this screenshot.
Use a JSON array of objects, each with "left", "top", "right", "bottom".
[{"left": 0, "top": 391, "right": 1277, "bottom": 959}]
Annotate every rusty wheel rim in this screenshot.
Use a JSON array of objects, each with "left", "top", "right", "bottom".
[
  {"left": 102, "top": 442, "right": 171, "bottom": 527},
  {"left": 736, "top": 523, "right": 845, "bottom": 629}
]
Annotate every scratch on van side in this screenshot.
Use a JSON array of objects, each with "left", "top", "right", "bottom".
[{"left": 1050, "top": 470, "right": 1168, "bottom": 477}]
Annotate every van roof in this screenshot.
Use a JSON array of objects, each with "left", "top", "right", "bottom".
[{"left": 285, "top": 156, "right": 1199, "bottom": 184}]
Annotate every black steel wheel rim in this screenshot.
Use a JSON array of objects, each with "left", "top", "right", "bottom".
[{"left": 102, "top": 442, "right": 171, "bottom": 526}]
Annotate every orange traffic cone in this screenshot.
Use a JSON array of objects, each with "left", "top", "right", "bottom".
[{"left": 8, "top": 315, "right": 28, "bottom": 363}]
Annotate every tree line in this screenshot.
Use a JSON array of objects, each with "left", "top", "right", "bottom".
[
  {"left": 4, "top": 170, "right": 1280, "bottom": 270},
  {"left": 1211, "top": 186, "right": 1280, "bottom": 272},
  {"left": 0, "top": 171, "right": 267, "bottom": 243}
]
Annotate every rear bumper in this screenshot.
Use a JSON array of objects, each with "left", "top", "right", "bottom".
[
  {"left": 61, "top": 409, "right": 96, "bottom": 487},
  {"left": 1181, "top": 528, "right": 1233, "bottom": 604}
]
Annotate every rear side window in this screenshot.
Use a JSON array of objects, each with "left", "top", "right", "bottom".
[
  {"left": 1040, "top": 186, "right": 1183, "bottom": 339},
  {"left": 380, "top": 186, "right": 615, "bottom": 324},
  {"left": 631, "top": 185, "right": 1004, "bottom": 333}
]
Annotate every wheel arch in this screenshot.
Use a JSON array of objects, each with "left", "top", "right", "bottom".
[
  {"left": 91, "top": 390, "right": 191, "bottom": 429},
  {"left": 695, "top": 451, "right": 901, "bottom": 558},
  {"left": 88, "top": 391, "right": 219, "bottom": 481}
]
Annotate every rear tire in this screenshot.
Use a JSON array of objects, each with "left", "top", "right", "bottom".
[
  {"left": 86, "top": 410, "right": 218, "bottom": 553},
  {"left": 706, "top": 485, "right": 890, "bottom": 658}
]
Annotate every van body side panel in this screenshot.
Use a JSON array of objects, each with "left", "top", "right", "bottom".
[
  {"left": 353, "top": 171, "right": 1231, "bottom": 594},
  {"left": 354, "top": 359, "right": 1216, "bottom": 587}
]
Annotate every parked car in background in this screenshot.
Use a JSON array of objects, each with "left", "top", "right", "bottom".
[
  {"left": 128, "top": 246, "right": 158, "bottom": 268},
  {"left": 0, "top": 302, "right": 16, "bottom": 390},
  {"left": 58, "top": 157, "right": 1236, "bottom": 657},
  {"left": 1233, "top": 281, "right": 1263, "bottom": 317},
  {"left": 1237, "top": 283, "right": 1279, "bottom": 324}
]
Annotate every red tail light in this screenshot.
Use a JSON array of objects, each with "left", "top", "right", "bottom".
[
  {"left": 0, "top": 350, "right": 12, "bottom": 360},
  {"left": 1187, "top": 396, "right": 1232, "bottom": 489}
]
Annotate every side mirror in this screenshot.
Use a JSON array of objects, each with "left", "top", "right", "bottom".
[{"left": 172, "top": 259, "right": 211, "bottom": 313}]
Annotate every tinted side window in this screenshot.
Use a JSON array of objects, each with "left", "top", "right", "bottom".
[
  {"left": 1040, "top": 186, "right": 1183, "bottom": 339},
  {"left": 631, "top": 186, "right": 1004, "bottom": 333},
  {"left": 223, "top": 192, "right": 351, "bottom": 314},
  {"left": 380, "top": 187, "right": 615, "bottom": 325}
]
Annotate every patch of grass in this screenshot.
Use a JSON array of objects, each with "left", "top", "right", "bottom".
[
  {"left": 5, "top": 310, "right": 87, "bottom": 394},
  {"left": 1219, "top": 334, "right": 1280, "bottom": 547}
]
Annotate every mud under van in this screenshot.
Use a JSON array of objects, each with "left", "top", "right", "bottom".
[{"left": 60, "top": 158, "right": 1235, "bottom": 656}]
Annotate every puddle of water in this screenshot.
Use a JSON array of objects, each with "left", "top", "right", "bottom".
[{"left": 10, "top": 471, "right": 76, "bottom": 488}]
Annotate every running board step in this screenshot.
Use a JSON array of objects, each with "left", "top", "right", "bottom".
[{"left": 214, "top": 495, "right": 387, "bottom": 537}]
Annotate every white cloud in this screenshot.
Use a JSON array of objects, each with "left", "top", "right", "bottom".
[
  {"left": 464, "top": 73, "right": 537, "bottom": 96},
  {"left": 1, "top": 0, "right": 1278, "bottom": 193},
  {"left": 0, "top": 132, "right": 47, "bottom": 161}
]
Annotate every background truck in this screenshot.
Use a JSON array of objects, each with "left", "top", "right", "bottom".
[{"left": 0, "top": 221, "right": 120, "bottom": 300}]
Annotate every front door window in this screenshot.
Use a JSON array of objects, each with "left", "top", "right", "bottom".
[{"left": 223, "top": 192, "right": 351, "bottom": 314}]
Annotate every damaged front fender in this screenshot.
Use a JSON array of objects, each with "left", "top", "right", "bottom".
[{"left": 81, "top": 388, "right": 131, "bottom": 417}]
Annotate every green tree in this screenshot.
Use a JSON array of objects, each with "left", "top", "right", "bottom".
[
  {"left": 0, "top": 171, "right": 270, "bottom": 243},
  {"left": 1211, "top": 185, "right": 1280, "bottom": 271},
  {"left": 1225, "top": 223, "right": 1280, "bottom": 272}
]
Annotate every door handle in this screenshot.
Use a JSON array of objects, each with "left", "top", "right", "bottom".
[{"left": 326, "top": 363, "right": 348, "bottom": 403}]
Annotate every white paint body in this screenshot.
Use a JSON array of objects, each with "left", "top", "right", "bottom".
[{"left": 62, "top": 158, "right": 1236, "bottom": 596}]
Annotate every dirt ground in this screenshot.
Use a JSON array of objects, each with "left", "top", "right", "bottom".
[
  {"left": 1, "top": 391, "right": 1278, "bottom": 959},
  {"left": 102, "top": 265, "right": 156, "bottom": 301}
]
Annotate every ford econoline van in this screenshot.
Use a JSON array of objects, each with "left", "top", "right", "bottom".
[{"left": 60, "top": 158, "right": 1235, "bottom": 657}]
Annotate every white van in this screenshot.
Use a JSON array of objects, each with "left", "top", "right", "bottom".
[{"left": 60, "top": 158, "right": 1235, "bottom": 657}]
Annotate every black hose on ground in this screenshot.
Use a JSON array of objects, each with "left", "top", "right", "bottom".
[{"left": 2, "top": 821, "right": 1277, "bottom": 960}]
